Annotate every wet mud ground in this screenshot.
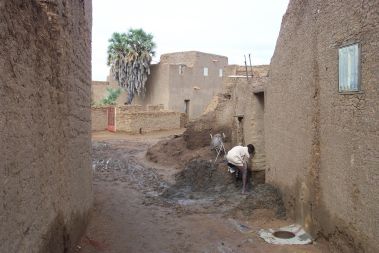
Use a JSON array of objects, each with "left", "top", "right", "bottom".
[{"left": 78, "top": 131, "right": 329, "bottom": 253}]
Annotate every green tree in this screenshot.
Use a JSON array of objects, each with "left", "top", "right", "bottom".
[
  {"left": 100, "top": 87, "right": 122, "bottom": 105},
  {"left": 107, "top": 28, "right": 156, "bottom": 104}
]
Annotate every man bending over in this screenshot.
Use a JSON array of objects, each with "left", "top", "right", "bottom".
[{"left": 226, "top": 144, "right": 255, "bottom": 194}]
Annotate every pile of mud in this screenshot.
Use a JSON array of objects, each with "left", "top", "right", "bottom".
[
  {"left": 162, "top": 159, "right": 235, "bottom": 198},
  {"left": 160, "top": 159, "right": 286, "bottom": 218},
  {"left": 93, "top": 140, "right": 286, "bottom": 219},
  {"left": 146, "top": 136, "right": 217, "bottom": 170}
]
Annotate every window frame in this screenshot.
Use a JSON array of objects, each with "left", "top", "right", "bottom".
[
  {"left": 203, "top": 67, "right": 208, "bottom": 77},
  {"left": 219, "top": 68, "right": 223, "bottom": 77},
  {"left": 338, "top": 42, "right": 361, "bottom": 94}
]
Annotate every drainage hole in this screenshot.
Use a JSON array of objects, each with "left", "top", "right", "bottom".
[{"left": 273, "top": 231, "right": 296, "bottom": 239}]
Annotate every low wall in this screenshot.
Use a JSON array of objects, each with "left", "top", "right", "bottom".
[
  {"left": 91, "top": 105, "right": 183, "bottom": 133},
  {"left": 147, "top": 104, "right": 164, "bottom": 111},
  {"left": 117, "top": 105, "right": 144, "bottom": 113},
  {"left": 91, "top": 107, "right": 108, "bottom": 131},
  {"left": 116, "top": 110, "right": 182, "bottom": 134}
]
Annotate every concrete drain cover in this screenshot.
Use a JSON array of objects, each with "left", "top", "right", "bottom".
[{"left": 258, "top": 224, "right": 312, "bottom": 245}]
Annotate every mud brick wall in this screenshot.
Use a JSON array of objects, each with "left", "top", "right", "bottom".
[
  {"left": 265, "top": 0, "right": 379, "bottom": 252},
  {"left": 183, "top": 78, "right": 235, "bottom": 150},
  {"left": 91, "top": 80, "right": 128, "bottom": 106},
  {"left": 133, "top": 64, "right": 170, "bottom": 110},
  {"left": 183, "top": 66, "right": 269, "bottom": 173},
  {"left": 147, "top": 104, "right": 164, "bottom": 111},
  {"left": 116, "top": 104, "right": 143, "bottom": 113},
  {"left": 228, "top": 75, "right": 268, "bottom": 172},
  {"left": 116, "top": 110, "right": 182, "bottom": 134},
  {"left": 134, "top": 52, "right": 228, "bottom": 120},
  {"left": 0, "top": 1, "right": 92, "bottom": 253},
  {"left": 91, "top": 107, "right": 108, "bottom": 131}
]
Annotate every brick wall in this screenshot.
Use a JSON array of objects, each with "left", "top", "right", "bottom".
[
  {"left": 115, "top": 108, "right": 181, "bottom": 134},
  {"left": 91, "top": 105, "right": 182, "bottom": 134},
  {"left": 147, "top": 104, "right": 164, "bottom": 111},
  {"left": 0, "top": 1, "right": 92, "bottom": 252}
]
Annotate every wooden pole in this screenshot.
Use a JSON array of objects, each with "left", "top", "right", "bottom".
[
  {"left": 249, "top": 53, "right": 253, "bottom": 78},
  {"left": 244, "top": 55, "right": 249, "bottom": 81}
]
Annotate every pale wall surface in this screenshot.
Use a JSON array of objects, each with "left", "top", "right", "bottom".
[
  {"left": 183, "top": 65, "right": 269, "bottom": 173},
  {"left": 168, "top": 52, "right": 228, "bottom": 119},
  {"left": 0, "top": 1, "right": 92, "bottom": 252},
  {"left": 133, "top": 64, "right": 170, "bottom": 109},
  {"left": 91, "top": 80, "right": 128, "bottom": 105},
  {"left": 266, "top": 0, "right": 379, "bottom": 252},
  {"left": 228, "top": 66, "right": 269, "bottom": 172},
  {"left": 91, "top": 107, "right": 108, "bottom": 131},
  {"left": 134, "top": 51, "right": 228, "bottom": 119}
]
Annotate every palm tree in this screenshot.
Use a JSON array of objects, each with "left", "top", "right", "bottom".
[{"left": 107, "top": 29, "right": 156, "bottom": 104}]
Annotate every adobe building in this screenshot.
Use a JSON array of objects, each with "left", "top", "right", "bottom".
[
  {"left": 0, "top": 1, "right": 93, "bottom": 252},
  {"left": 265, "top": 0, "right": 379, "bottom": 252},
  {"left": 91, "top": 76, "right": 128, "bottom": 105},
  {"left": 133, "top": 51, "right": 228, "bottom": 119},
  {"left": 183, "top": 65, "right": 269, "bottom": 177}
]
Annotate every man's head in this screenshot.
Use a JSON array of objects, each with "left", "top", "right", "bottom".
[{"left": 247, "top": 144, "right": 255, "bottom": 155}]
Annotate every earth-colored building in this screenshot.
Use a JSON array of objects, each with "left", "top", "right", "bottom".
[
  {"left": 0, "top": 1, "right": 93, "bottom": 252},
  {"left": 182, "top": 64, "right": 268, "bottom": 176},
  {"left": 133, "top": 51, "right": 228, "bottom": 119},
  {"left": 91, "top": 77, "right": 128, "bottom": 106},
  {"left": 265, "top": 0, "right": 379, "bottom": 252}
]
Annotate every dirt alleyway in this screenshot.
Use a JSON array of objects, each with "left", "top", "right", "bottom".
[{"left": 78, "top": 131, "right": 329, "bottom": 253}]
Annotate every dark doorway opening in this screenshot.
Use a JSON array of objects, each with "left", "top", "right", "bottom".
[{"left": 184, "top": 99, "right": 190, "bottom": 116}]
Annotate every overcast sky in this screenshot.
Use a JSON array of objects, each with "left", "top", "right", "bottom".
[{"left": 92, "top": 0, "right": 290, "bottom": 81}]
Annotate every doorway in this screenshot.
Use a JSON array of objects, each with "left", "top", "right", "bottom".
[{"left": 184, "top": 99, "right": 190, "bottom": 116}]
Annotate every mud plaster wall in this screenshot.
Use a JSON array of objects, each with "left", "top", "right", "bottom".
[
  {"left": 134, "top": 52, "right": 227, "bottom": 119},
  {"left": 227, "top": 67, "right": 269, "bottom": 172},
  {"left": 265, "top": 0, "right": 379, "bottom": 252},
  {"left": 91, "top": 79, "right": 128, "bottom": 106},
  {"left": 183, "top": 76, "right": 235, "bottom": 150},
  {"left": 0, "top": 1, "right": 92, "bottom": 253},
  {"left": 91, "top": 107, "right": 108, "bottom": 131},
  {"left": 168, "top": 52, "right": 228, "bottom": 119},
  {"left": 183, "top": 65, "right": 268, "bottom": 173},
  {"left": 116, "top": 110, "right": 182, "bottom": 134},
  {"left": 133, "top": 64, "right": 170, "bottom": 109}
]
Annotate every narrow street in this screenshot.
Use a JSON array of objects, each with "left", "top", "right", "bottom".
[{"left": 77, "top": 131, "right": 329, "bottom": 253}]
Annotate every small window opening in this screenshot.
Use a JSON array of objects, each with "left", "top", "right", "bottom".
[
  {"left": 339, "top": 43, "right": 360, "bottom": 92},
  {"left": 179, "top": 65, "right": 185, "bottom": 75},
  {"left": 203, "top": 67, "right": 208, "bottom": 76}
]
